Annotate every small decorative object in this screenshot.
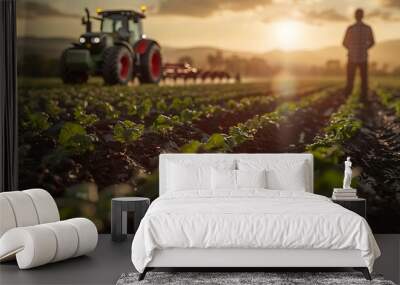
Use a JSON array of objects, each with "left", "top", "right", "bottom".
[
  {"left": 332, "top": 157, "right": 358, "bottom": 200},
  {"left": 343, "top": 156, "right": 353, "bottom": 190}
]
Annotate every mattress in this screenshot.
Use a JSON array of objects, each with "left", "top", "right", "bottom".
[{"left": 131, "top": 190, "right": 380, "bottom": 273}]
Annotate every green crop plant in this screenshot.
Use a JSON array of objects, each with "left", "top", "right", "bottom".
[{"left": 113, "top": 120, "right": 145, "bottom": 144}]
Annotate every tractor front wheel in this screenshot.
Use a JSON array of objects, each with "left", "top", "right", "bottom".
[
  {"left": 138, "top": 43, "right": 162, "bottom": 84},
  {"left": 102, "top": 46, "right": 133, "bottom": 85},
  {"left": 60, "top": 49, "right": 89, "bottom": 84}
]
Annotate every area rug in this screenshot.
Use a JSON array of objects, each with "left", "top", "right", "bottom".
[{"left": 116, "top": 272, "right": 396, "bottom": 285}]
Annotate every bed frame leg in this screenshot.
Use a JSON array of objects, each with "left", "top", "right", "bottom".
[
  {"left": 138, "top": 268, "right": 148, "bottom": 281},
  {"left": 354, "top": 267, "right": 371, "bottom": 280}
]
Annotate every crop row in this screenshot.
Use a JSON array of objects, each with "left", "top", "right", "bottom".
[
  {"left": 376, "top": 87, "right": 400, "bottom": 117},
  {"left": 304, "top": 88, "right": 362, "bottom": 196},
  {"left": 307, "top": 88, "right": 362, "bottom": 151},
  {"left": 178, "top": 87, "right": 341, "bottom": 153},
  {"left": 131, "top": 84, "right": 333, "bottom": 149},
  {"left": 18, "top": 80, "right": 338, "bottom": 197},
  {"left": 193, "top": 85, "right": 335, "bottom": 134},
  {"left": 19, "top": 83, "right": 280, "bottom": 132},
  {"left": 19, "top": 80, "right": 322, "bottom": 124},
  {"left": 19, "top": 81, "right": 329, "bottom": 160}
]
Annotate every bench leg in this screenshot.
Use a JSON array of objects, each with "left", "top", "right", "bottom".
[{"left": 354, "top": 267, "right": 371, "bottom": 280}]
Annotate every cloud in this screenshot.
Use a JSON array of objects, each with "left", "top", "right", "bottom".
[
  {"left": 299, "top": 7, "right": 400, "bottom": 24},
  {"left": 302, "top": 9, "right": 349, "bottom": 23},
  {"left": 158, "top": 0, "right": 273, "bottom": 17},
  {"left": 17, "top": 1, "right": 81, "bottom": 19},
  {"left": 367, "top": 9, "right": 400, "bottom": 21},
  {"left": 378, "top": 0, "right": 400, "bottom": 8},
  {"left": 261, "top": 8, "right": 349, "bottom": 24}
]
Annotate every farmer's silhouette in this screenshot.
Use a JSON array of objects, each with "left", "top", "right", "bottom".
[{"left": 343, "top": 8, "right": 375, "bottom": 98}]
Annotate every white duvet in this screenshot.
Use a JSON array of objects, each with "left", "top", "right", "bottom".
[{"left": 131, "top": 190, "right": 380, "bottom": 273}]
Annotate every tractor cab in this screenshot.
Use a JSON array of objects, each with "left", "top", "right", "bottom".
[
  {"left": 60, "top": 7, "right": 162, "bottom": 85},
  {"left": 77, "top": 9, "right": 144, "bottom": 53},
  {"left": 98, "top": 10, "right": 144, "bottom": 45}
]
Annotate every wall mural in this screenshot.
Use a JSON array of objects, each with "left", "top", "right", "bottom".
[{"left": 17, "top": 0, "right": 400, "bottom": 233}]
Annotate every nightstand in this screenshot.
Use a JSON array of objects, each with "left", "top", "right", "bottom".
[
  {"left": 111, "top": 197, "right": 150, "bottom": 242},
  {"left": 331, "top": 198, "right": 366, "bottom": 219}
]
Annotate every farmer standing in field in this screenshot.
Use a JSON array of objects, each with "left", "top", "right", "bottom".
[{"left": 343, "top": 8, "right": 375, "bottom": 99}]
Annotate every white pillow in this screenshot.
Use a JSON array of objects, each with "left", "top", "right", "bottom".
[
  {"left": 266, "top": 166, "right": 306, "bottom": 191},
  {"left": 211, "top": 169, "right": 267, "bottom": 191},
  {"left": 167, "top": 163, "right": 211, "bottom": 191},
  {"left": 212, "top": 168, "right": 236, "bottom": 190},
  {"left": 238, "top": 159, "right": 307, "bottom": 191},
  {"left": 236, "top": 169, "right": 267, "bottom": 189}
]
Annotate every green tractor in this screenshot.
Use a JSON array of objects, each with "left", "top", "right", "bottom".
[{"left": 60, "top": 7, "right": 162, "bottom": 85}]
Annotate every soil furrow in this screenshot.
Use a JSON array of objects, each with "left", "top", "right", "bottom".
[
  {"left": 194, "top": 86, "right": 332, "bottom": 134},
  {"left": 233, "top": 89, "right": 347, "bottom": 153}
]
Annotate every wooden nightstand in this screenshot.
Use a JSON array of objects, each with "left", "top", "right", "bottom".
[{"left": 331, "top": 198, "right": 366, "bottom": 219}]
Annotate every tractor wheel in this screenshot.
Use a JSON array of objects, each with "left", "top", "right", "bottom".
[
  {"left": 102, "top": 46, "right": 133, "bottom": 85},
  {"left": 138, "top": 43, "right": 162, "bottom": 84},
  {"left": 60, "top": 49, "right": 89, "bottom": 84}
]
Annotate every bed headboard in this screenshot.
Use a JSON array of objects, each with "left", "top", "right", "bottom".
[{"left": 159, "top": 153, "right": 314, "bottom": 196}]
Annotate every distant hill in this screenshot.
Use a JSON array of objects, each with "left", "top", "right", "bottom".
[
  {"left": 370, "top": 39, "right": 400, "bottom": 67},
  {"left": 17, "top": 37, "right": 400, "bottom": 69},
  {"left": 163, "top": 40, "right": 400, "bottom": 69},
  {"left": 260, "top": 39, "right": 400, "bottom": 68}
]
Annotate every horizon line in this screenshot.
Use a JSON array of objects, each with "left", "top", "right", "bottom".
[{"left": 16, "top": 35, "right": 400, "bottom": 54}]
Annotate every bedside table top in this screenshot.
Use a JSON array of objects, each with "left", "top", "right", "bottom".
[
  {"left": 112, "top": 197, "right": 149, "bottom": 202},
  {"left": 112, "top": 197, "right": 150, "bottom": 205},
  {"left": 331, "top": 198, "right": 366, "bottom": 202}
]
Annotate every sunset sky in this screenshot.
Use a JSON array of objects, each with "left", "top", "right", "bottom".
[{"left": 17, "top": 0, "right": 400, "bottom": 52}]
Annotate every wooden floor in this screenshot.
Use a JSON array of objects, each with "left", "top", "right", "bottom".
[{"left": 0, "top": 234, "right": 399, "bottom": 285}]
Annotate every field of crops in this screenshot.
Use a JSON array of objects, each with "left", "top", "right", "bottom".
[{"left": 18, "top": 77, "right": 400, "bottom": 233}]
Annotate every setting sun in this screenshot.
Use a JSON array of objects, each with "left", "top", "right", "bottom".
[{"left": 273, "top": 20, "right": 303, "bottom": 50}]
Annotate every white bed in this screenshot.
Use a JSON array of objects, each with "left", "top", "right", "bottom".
[{"left": 131, "top": 153, "right": 380, "bottom": 280}]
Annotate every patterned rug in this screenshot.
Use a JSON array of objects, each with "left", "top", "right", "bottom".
[{"left": 116, "top": 271, "right": 396, "bottom": 285}]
